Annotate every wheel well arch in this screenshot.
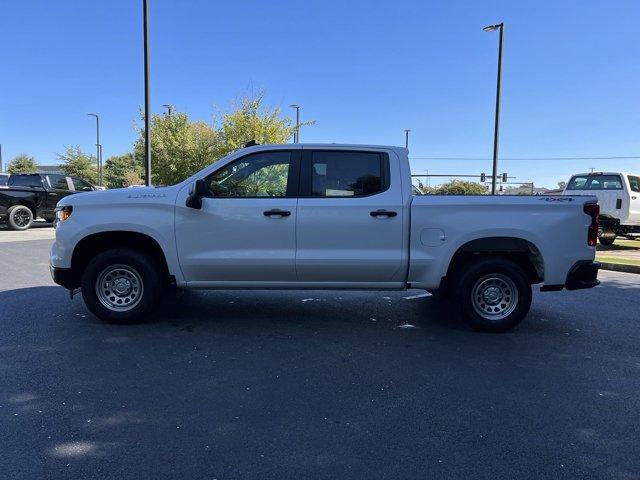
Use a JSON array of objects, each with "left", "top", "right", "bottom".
[
  {"left": 445, "top": 237, "right": 544, "bottom": 285},
  {"left": 70, "top": 231, "right": 170, "bottom": 287}
]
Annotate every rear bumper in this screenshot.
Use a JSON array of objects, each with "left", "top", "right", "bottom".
[
  {"left": 565, "top": 261, "right": 600, "bottom": 290},
  {"left": 50, "top": 265, "right": 78, "bottom": 290},
  {"left": 541, "top": 260, "right": 600, "bottom": 292}
]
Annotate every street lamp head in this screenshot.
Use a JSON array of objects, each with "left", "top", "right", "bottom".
[
  {"left": 289, "top": 104, "right": 300, "bottom": 109},
  {"left": 483, "top": 23, "right": 502, "bottom": 32},
  {"left": 87, "top": 113, "right": 98, "bottom": 118}
]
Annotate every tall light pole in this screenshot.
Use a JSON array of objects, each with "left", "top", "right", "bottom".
[
  {"left": 483, "top": 22, "right": 504, "bottom": 195},
  {"left": 290, "top": 104, "right": 300, "bottom": 143},
  {"left": 143, "top": 0, "right": 152, "bottom": 186},
  {"left": 162, "top": 104, "right": 173, "bottom": 116},
  {"left": 87, "top": 113, "right": 102, "bottom": 185},
  {"left": 404, "top": 129, "right": 411, "bottom": 149}
]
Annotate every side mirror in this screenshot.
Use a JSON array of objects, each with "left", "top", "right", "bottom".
[{"left": 185, "top": 179, "right": 209, "bottom": 209}]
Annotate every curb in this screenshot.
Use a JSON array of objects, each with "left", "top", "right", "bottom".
[{"left": 599, "top": 262, "right": 640, "bottom": 275}]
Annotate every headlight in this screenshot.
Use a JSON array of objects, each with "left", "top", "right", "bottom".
[{"left": 55, "top": 205, "right": 73, "bottom": 223}]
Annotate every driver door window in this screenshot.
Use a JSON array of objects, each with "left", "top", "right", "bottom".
[
  {"left": 206, "top": 151, "right": 294, "bottom": 198},
  {"left": 70, "top": 177, "right": 94, "bottom": 191}
]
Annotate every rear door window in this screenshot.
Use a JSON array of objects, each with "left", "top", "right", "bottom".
[
  {"left": 9, "top": 174, "right": 42, "bottom": 188},
  {"left": 567, "top": 175, "right": 623, "bottom": 190},
  {"left": 308, "top": 151, "right": 386, "bottom": 197}
]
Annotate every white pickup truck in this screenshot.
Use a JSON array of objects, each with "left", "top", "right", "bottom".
[
  {"left": 50, "top": 144, "right": 600, "bottom": 332},
  {"left": 563, "top": 172, "right": 640, "bottom": 245}
]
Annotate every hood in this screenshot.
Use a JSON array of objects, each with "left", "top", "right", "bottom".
[{"left": 57, "top": 185, "right": 178, "bottom": 208}]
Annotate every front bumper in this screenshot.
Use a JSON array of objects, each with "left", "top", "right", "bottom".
[{"left": 50, "top": 265, "right": 78, "bottom": 290}]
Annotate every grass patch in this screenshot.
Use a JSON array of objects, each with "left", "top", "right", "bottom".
[
  {"left": 596, "top": 255, "right": 640, "bottom": 267},
  {"left": 613, "top": 239, "right": 640, "bottom": 248}
]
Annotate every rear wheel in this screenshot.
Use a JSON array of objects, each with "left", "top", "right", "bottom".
[
  {"left": 7, "top": 205, "right": 33, "bottom": 230},
  {"left": 599, "top": 232, "right": 616, "bottom": 246},
  {"left": 80, "top": 248, "right": 165, "bottom": 324},
  {"left": 454, "top": 257, "right": 532, "bottom": 333}
]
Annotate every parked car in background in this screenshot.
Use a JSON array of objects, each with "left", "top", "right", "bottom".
[
  {"left": 51, "top": 143, "right": 600, "bottom": 332},
  {"left": 563, "top": 172, "right": 640, "bottom": 245},
  {"left": 0, "top": 173, "right": 96, "bottom": 230}
]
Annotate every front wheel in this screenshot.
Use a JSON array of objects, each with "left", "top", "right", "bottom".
[
  {"left": 80, "top": 248, "right": 165, "bottom": 324},
  {"left": 455, "top": 258, "right": 532, "bottom": 333}
]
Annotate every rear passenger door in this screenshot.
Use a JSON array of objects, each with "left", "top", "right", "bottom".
[{"left": 295, "top": 149, "right": 405, "bottom": 285}]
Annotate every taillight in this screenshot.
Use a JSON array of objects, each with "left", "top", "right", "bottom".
[{"left": 584, "top": 203, "right": 599, "bottom": 247}]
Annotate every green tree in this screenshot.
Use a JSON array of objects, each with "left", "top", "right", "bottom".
[
  {"left": 104, "top": 153, "right": 144, "bottom": 188},
  {"left": 216, "top": 93, "right": 308, "bottom": 156},
  {"left": 434, "top": 180, "right": 487, "bottom": 195},
  {"left": 7, "top": 154, "right": 38, "bottom": 173},
  {"left": 134, "top": 112, "right": 219, "bottom": 186},
  {"left": 57, "top": 146, "right": 97, "bottom": 184},
  {"left": 133, "top": 93, "right": 312, "bottom": 186}
]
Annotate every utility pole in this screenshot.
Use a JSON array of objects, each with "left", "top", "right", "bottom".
[
  {"left": 87, "top": 113, "right": 102, "bottom": 185},
  {"left": 290, "top": 104, "right": 300, "bottom": 143},
  {"left": 0, "top": 144, "right": 3, "bottom": 173},
  {"left": 162, "top": 104, "right": 173, "bottom": 116},
  {"left": 143, "top": 0, "right": 152, "bottom": 186},
  {"left": 483, "top": 22, "right": 505, "bottom": 195},
  {"left": 404, "top": 129, "right": 411, "bottom": 149}
]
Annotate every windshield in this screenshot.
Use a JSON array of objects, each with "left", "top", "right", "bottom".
[{"left": 566, "top": 175, "right": 623, "bottom": 190}]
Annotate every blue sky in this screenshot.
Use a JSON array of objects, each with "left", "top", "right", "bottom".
[{"left": 1, "top": 0, "right": 638, "bottom": 188}]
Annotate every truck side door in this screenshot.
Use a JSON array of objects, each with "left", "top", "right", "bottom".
[
  {"left": 295, "top": 149, "right": 405, "bottom": 285},
  {"left": 627, "top": 175, "right": 640, "bottom": 225},
  {"left": 175, "top": 149, "right": 300, "bottom": 284}
]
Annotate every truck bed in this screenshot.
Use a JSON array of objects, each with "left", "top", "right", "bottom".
[{"left": 407, "top": 194, "right": 597, "bottom": 289}]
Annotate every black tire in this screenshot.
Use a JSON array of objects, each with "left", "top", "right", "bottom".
[
  {"left": 7, "top": 205, "right": 34, "bottom": 230},
  {"left": 454, "top": 257, "right": 532, "bottom": 333},
  {"left": 599, "top": 233, "right": 616, "bottom": 246},
  {"left": 80, "top": 248, "right": 165, "bottom": 324}
]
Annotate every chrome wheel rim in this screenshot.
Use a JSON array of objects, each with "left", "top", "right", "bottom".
[
  {"left": 95, "top": 264, "right": 143, "bottom": 312},
  {"left": 14, "top": 209, "right": 31, "bottom": 227},
  {"left": 471, "top": 274, "right": 518, "bottom": 321}
]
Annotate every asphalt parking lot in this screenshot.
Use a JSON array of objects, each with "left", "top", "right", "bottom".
[{"left": 1, "top": 226, "right": 640, "bottom": 480}]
